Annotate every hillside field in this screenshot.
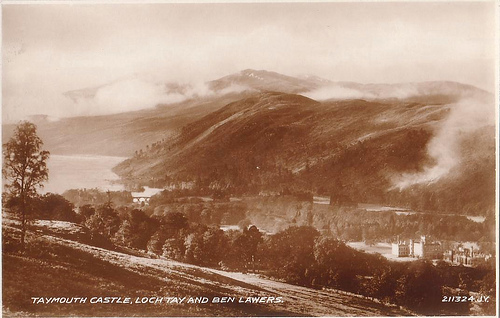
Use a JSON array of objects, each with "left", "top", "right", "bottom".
[{"left": 2, "top": 215, "right": 410, "bottom": 317}]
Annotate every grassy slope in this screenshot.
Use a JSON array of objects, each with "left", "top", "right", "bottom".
[
  {"left": 116, "top": 92, "right": 445, "bottom": 176},
  {"left": 2, "top": 218, "right": 410, "bottom": 317},
  {"left": 114, "top": 92, "right": 446, "bottom": 191}
]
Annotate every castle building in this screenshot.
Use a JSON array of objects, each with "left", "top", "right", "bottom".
[
  {"left": 443, "top": 245, "right": 491, "bottom": 267},
  {"left": 392, "top": 236, "right": 442, "bottom": 259},
  {"left": 392, "top": 240, "right": 410, "bottom": 257}
]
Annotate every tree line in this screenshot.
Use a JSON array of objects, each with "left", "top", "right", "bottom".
[
  {"left": 20, "top": 193, "right": 495, "bottom": 316},
  {"left": 4, "top": 188, "right": 495, "bottom": 315}
]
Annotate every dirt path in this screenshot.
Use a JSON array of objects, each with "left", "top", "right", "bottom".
[
  {"left": 207, "top": 269, "right": 410, "bottom": 317},
  {"left": 50, "top": 235, "right": 411, "bottom": 317}
]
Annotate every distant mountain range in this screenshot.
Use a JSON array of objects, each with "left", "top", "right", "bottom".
[
  {"left": 4, "top": 69, "right": 330, "bottom": 156},
  {"left": 3, "top": 70, "right": 495, "bottom": 215},
  {"left": 2, "top": 91, "right": 253, "bottom": 157}
]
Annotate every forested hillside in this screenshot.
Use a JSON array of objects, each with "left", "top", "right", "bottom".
[{"left": 115, "top": 75, "right": 495, "bottom": 216}]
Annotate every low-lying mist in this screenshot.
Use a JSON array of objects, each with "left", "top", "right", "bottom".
[
  {"left": 392, "top": 95, "right": 495, "bottom": 189},
  {"left": 303, "top": 82, "right": 423, "bottom": 101}
]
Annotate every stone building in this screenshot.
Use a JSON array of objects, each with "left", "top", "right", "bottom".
[{"left": 392, "top": 236, "right": 442, "bottom": 259}]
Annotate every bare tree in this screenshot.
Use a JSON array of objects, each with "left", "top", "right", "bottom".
[{"left": 3, "top": 121, "right": 50, "bottom": 250}]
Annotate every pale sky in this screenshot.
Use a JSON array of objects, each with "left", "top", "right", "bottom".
[{"left": 2, "top": 2, "right": 497, "bottom": 122}]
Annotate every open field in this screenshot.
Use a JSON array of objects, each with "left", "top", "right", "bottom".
[{"left": 346, "top": 242, "right": 416, "bottom": 262}]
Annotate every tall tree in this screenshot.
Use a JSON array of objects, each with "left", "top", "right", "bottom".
[{"left": 3, "top": 121, "right": 50, "bottom": 250}]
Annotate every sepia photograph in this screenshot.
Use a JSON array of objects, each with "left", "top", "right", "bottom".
[{"left": 1, "top": 1, "right": 498, "bottom": 317}]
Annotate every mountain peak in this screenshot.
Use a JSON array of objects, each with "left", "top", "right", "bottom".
[
  {"left": 209, "top": 69, "right": 324, "bottom": 94},
  {"left": 240, "top": 69, "right": 266, "bottom": 80},
  {"left": 240, "top": 68, "right": 265, "bottom": 74}
]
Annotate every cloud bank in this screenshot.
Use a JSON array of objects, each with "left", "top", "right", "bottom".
[
  {"left": 303, "top": 85, "right": 377, "bottom": 100},
  {"left": 303, "top": 83, "right": 432, "bottom": 101},
  {"left": 65, "top": 76, "right": 250, "bottom": 117}
]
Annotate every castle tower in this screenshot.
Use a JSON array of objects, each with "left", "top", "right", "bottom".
[{"left": 420, "top": 235, "right": 426, "bottom": 244}]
